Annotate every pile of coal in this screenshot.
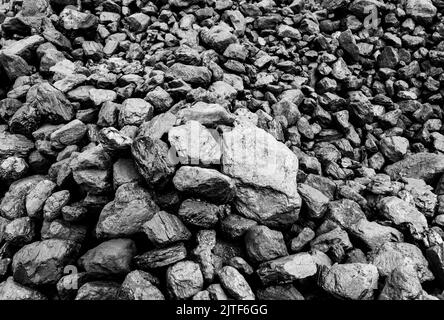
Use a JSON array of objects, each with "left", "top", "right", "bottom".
[{"left": 0, "top": 0, "right": 443, "bottom": 300}]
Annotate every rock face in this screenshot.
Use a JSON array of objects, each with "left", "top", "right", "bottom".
[
  {"left": 78, "top": 239, "right": 136, "bottom": 275},
  {"left": 1, "top": 175, "right": 45, "bottom": 219},
  {"left": 26, "top": 179, "right": 56, "bottom": 217},
  {"left": 134, "top": 243, "right": 187, "bottom": 269},
  {"left": 379, "top": 265, "right": 423, "bottom": 300},
  {"left": 166, "top": 260, "right": 204, "bottom": 299},
  {"left": 28, "top": 82, "right": 75, "bottom": 123},
  {"left": 257, "top": 253, "right": 317, "bottom": 285},
  {"left": 0, "top": 132, "right": 34, "bottom": 160},
  {"left": 319, "top": 263, "right": 379, "bottom": 300},
  {"left": 222, "top": 125, "right": 301, "bottom": 226},
  {"left": 385, "top": 153, "right": 444, "bottom": 183},
  {"left": 369, "top": 242, "right": 434, "bottom": 282},
  {"left": 119, "top": 270, "right": 165, "bottom": 300},
  {"left": 405, "top": 0, "right": 437, "bottom": 23},
  {"left": 12, "top": 239, "right": 79, "bottom": 286},
  {"left": 218, "top": 266, "right": 255, "bottom": 300},
  {"left": 75, "top": 281, "right": 120, "bottom": 300},
  {"left": 131, "top": 136, "right": 176, "bottom": 188},
  {"left": 95, "top": 183, "right": 159, "bottom": 238},
  {"left": 168, "top": 121, "right": 221, "bottom": 166},
  {"left": 244, "top": 225, "right": 288, "bottom": 263},
  {"left": 167, "top": 63, "right": 212, "bottom": 87},
  {"left": 0, "top": 277, "right": 47, "bottom": 300},
  {"left": 426, "top": 243, "right": 444, "bottom": 286},
  {"left": 298, "top": 183, "right": 329, "bottom": 218},
  {"left": 176, "top": 102, "right": 235, "bottom": 127},
  {"left": 143, "top": 211, "right": 191, "bottom": 246},
  {"left": 178, "top": 199, "right": 222, "bottom": 228},
  {"left": 1, "top": 0, "right": 444, "bottom": 302},
  {"left": 173, "top": 166, "right": 235, "bottom": 204}
]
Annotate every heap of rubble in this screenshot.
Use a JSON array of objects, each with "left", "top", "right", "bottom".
[{"left": 0, "top": 0, "right": 444, "bottom": 300}]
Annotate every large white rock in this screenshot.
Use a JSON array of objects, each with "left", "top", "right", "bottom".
[{"left": 222, "top": 124, "right": 300, "bottom": 226}]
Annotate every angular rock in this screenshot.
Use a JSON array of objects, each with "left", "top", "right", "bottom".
[
  {"left": 338, "top": 29, "right": 360, "bottom": 60},
  {"left": 119, "top": 270, "right": 165, "bottom": 300},
  {"left": 379, "top": 136, "right": 409, "bottom": 162},
  {"left": 298, "top": 183, "right": 329, "bottom": 219},
  {"left": 378, "top": 196, "right": 428, "bottom": 236},
  {"left": 290, "top": 227, "right": 316, "bottom": 252},
  {"left": 0, "top": 132, "right": 34, "bottom": 160},
  {"left": 138, "top": 112, "right": 177, "bottom": 140},
  {"left": 369, "top": 242, "right": 434, "bottom": 282},
  {"left": 379, "top": 265, "right": 423, "bottom": 300},
  {"left": 112, "top": 158, "right": 141, "bottom": 189},
  {"left": 222, "top": 125, "right": 301, "bottom": 226},
  {"left": 134, "top": 243, "right": 187, "bottom": 269},
  {"left": 218, "top": 266, "right": 255, "bottom": 300},
  {"left": 0, "top": 156, "right": 28, "bottom": 182},
  {"left": 173, "top": 166, "right": 235, "bottom": 204},
  {"left": 177, "top": 102, "right": 235, "bottom": 127},
  {"left": 131, "top": 136, "right": 176, "bottom": 188},
  {"left": 143, "top": 211, "right": 191, "bottom": 247},
  {"left": 256, "top": 284, "right": 304, "bottom": 300},
  {"left": 405, "top": 0, "right": 437, "bottom": 23},
  {"left": 319, "top": 263, "right": 379, "bottom": 300},
  {"left": 201, "top": 24, "right": 236, "bottom": 52},
  {"left": 4, "top": 217, "right": 35, "bottom": 246},
  {"left": 146, "top": 87, "right": 173, "bottom": 113},
  {"left": 25, "top": 179, "right": 56, "bottom": 218},
  {"left": 126, "top": 13, "right": 150, "bottom": 32},
  {"left": 119, "top": 98, "right": 153, "bottom": 127},
  {"left": 96, "top": 183, "right": 159, "bottom": 239},
  {"left": 167, "top": 63, "right": 212, "bottom": 87},
  {"left": 426, "top": 243, "right": 444, "bottom": 286},
  {"left": 311, "top": 228, "right": 353, "bottom": 253},
  {"left": 41, "top": 219, "right": 87, "bottom": 243},
  {"left": 75, "top": 281, "right": 120, "bottom": 300},
  {"left": 60, "top": 8, "right": 98, "bottom": 31},
  {"left": 1, "top": 35, "right": 44, "bottom": 58},
  {"left": 12, "top": 239, "right": 79, "bottom": 286},
  {"left": 0, "top": 277, "right": 46, "bottom": 300},
  {"left": 0, "top": 53, "right": 32, "bottom": 81},
  {"left": 385, "top": 153, "right": 444, "bottom": 184},
  {"left": 27, "top": 82, "right": 75, "bottom": 124},
  {"left": 99, "top": 128, "right": 133, "bottom": 152},
  {"left": 166, "top": 260, "right": 204, "bottom": 299},
  {"left": 178, "top": 199, "right": 222, "bottom": 228},
  {"left": 257, "top": 253, "right": 317, "bottom": 285},
  {"left": 244, "top": 225, "right": 288, "bottom": 264},
  {"left": 1, "top": 175, "right": 45, "bottom": 220}
]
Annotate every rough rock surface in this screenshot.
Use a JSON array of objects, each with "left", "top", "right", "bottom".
[
  {"left": 95, "top": 183, "right": 159, "bottom": 238},
  {"left": 319, "top": 263, "right": 379, "bottom": 300},
  {"left": 222, "top": 125, "right": 301, "bottom": 226},
  {"left": 12, "top": 239, "right": 79, "bottom": 286}
]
